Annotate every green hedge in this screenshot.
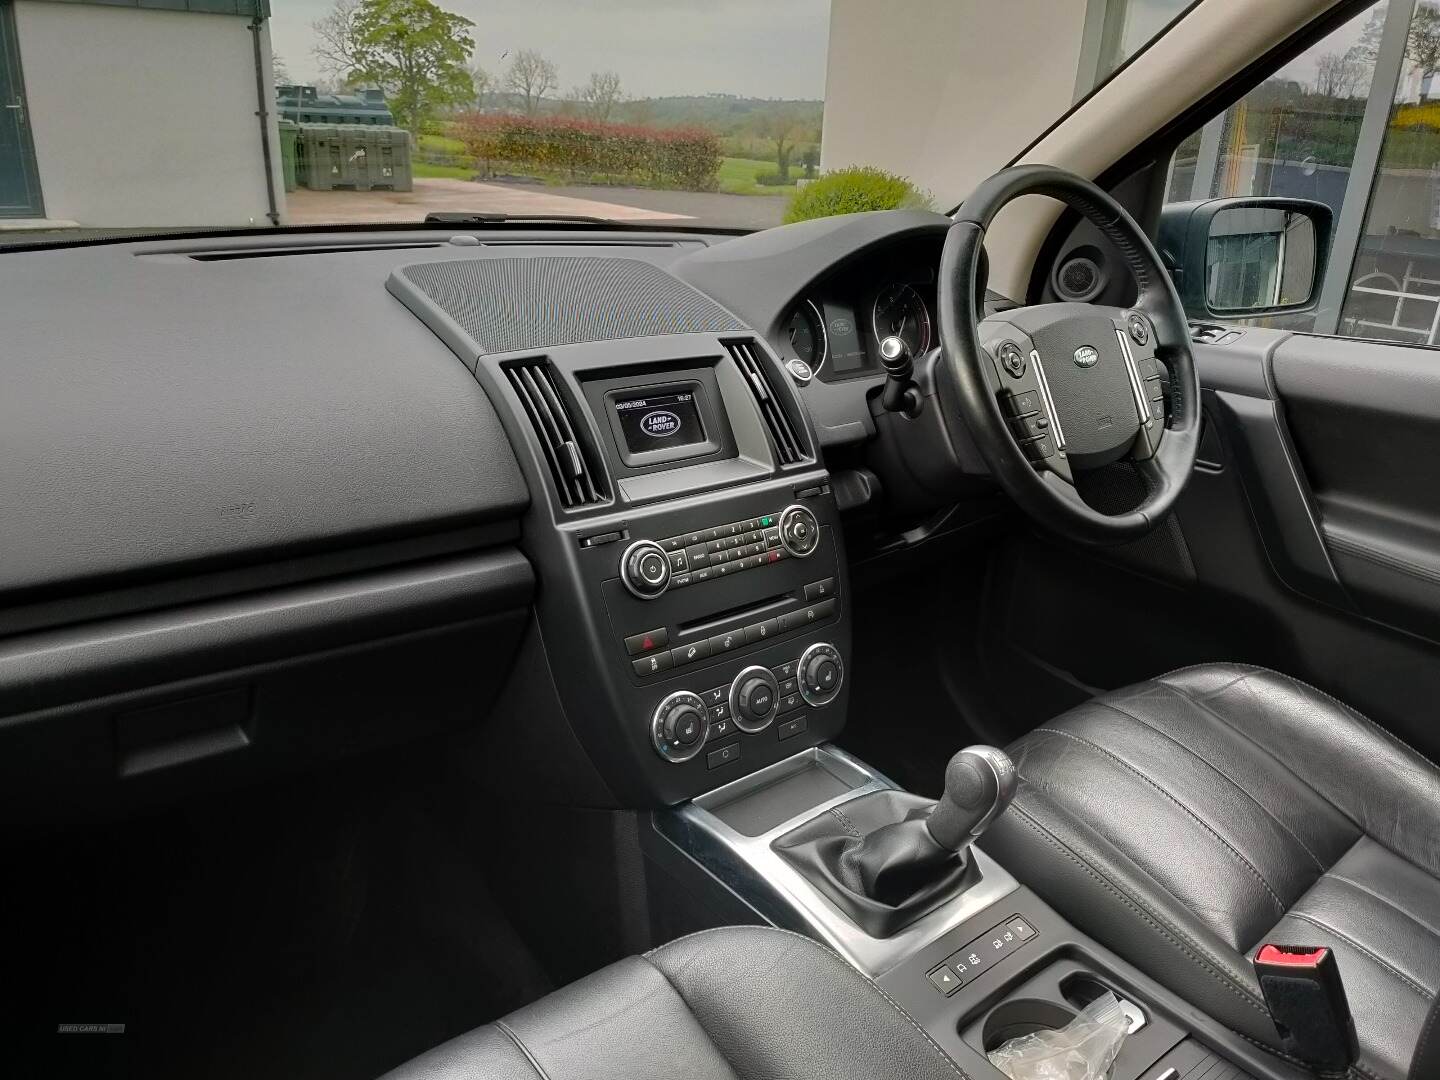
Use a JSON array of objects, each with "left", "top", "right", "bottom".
[
  {"left": 455, "top": 113, "right": 721, "bottom": 191},
  {"left": 785, "top": 166, "right": 931, "bottom": 223}
]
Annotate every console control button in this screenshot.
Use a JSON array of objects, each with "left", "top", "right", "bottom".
[
  {"left": 667, "top": 550, "right": 688, "bottom": 573},
  {"left": 798, "top": 642, "right": 844, "bottom": 707},
  {"left": 671, "top": 639, "right": 710, "bottom": 667},
  {"left": 779, "top": 677, "right": 798, "bottom": 696},
  {"left": 624, "top": 628, "right": 669, "bottom": 657},
  {"left": 745, "top": 618, "right": 780, "bottom": 645},
  {"left": 707, "top": 742, "right": 741, "bottom": 769},
  {"left": 729, "top": 665, "right": 781, "bottom": 734},
  {"left": 702, "top": 686, "right": 727, "bottom": 707},
  {"left": 778, "top": 504, "right": 820, "bottom": 558},
  {"left": 651, "top": 691, "right": 708, "bottom": 763},
  {"left": 771, "top": 660, "right": 798, "bottom": 681},
  {"left": 803, "top": 577, "right": 836, "bottom": 601},
  {"left": 777, "top": 713, "right": 808, "bottom": 741},
  {"left": 710, "top": 629, "right": 744, "bottom": 654},
  {"left": 927, "top": 966, "right": 962, "bottom": 996},
  {"left": 632, "top": 651, "right": 673, "bottom": 678},
  {"left": 708, "top": 717, "right": 734, "bottom": 740},
  {"left": 780, "top": 598, "right": 836, "bottom": 633},
  {"left": 621, "top": 540, "right": 671, "bottom": 600}
]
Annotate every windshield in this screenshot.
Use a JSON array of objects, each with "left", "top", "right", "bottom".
[{"left": 0, "top": 0, "right": 1186, "bottom": 241}]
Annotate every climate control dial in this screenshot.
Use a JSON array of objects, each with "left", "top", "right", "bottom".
[
  {"left": 621, "top": 539, "right": 671, "bottom": 599},
  {"left": 798, "top": 642, "right": 844, "bottom": 707},
  {"left": 651, "top": 691, "right": 708, "bottom": 763},
  {"left": 778, "top": 504, "right": 820, "bottom": 558},
  {"left": 728, "top": 665, "right": 780, "bottom": 734}
]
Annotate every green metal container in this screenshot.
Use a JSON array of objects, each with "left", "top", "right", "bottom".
[{"left": 278, "top": 120, "right": 299, "bottom": 192}]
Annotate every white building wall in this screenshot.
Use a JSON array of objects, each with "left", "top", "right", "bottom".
[
  {"left": 821, "top": 0, "right": 1092, "bottom": 212},
  {"left": 13, "top": 2, "right": 284, "bottom": 227}
]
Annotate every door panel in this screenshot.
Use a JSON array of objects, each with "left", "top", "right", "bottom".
[
  {"left": 1274, "top": 333, "right": 1440, "bottom": 642},
  {"left": 0, "top": 0, "right": 42, "bottom": 217}
]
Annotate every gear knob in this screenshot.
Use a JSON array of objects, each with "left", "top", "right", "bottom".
[{"left": 925, "top": 745, "right": 1017, "bottom": 852}]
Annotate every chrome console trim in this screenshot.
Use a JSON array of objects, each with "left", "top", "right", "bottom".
[{"left": 654, "top": 744, "right": 1020, "bottom": 978}]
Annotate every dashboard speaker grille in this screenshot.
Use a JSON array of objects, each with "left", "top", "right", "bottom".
[
  {"left": 399, "top": 257, "right": 743, "bottom": 354},
  {"left": 504, "top": 359, "right": 608, "bottom": 508},
  {"left": 1054, "top": 254, "right": 1104, "bottom": 302},
  {"left": 725, "top": 339, "right": 808, "bottom": 466}
]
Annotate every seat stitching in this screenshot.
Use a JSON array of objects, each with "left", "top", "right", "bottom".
[
  {"left": 1007, "top": 800, "right": 1270, "bottom": 1016},
  {"left": 1028, "top": 726, "right": 1288, "bottom": 913},
  {"left": 1410, "top": 988, "right": 1440, "bottom": 1080},
  {"left": 1282, "top": 911, "right": 1436, "bottom": 1000},
  {"left": 1163, "top": 662, "right": 1440, "bottom": 775},
  {"left": 1154, "top": 679, "right": 1365, "bottom": 837},
  {"left": 494, "top": 1020, "right": 553, "bottom": 1080},
  {"left": 648, "top": 925, "right": 973, "bottom": 1080},
  {"left": 1327, "top": 873, "right": 1440, "bottom": 941},
  {"left": 1097, "top": 697, "right": 1328, "bottom": 872}
]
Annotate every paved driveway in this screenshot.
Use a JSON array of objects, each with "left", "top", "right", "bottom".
[{"left": 285, "top": 177, "right": 787, "bottom": 231}]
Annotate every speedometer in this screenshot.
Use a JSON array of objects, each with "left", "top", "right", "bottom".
[
  {"left": 784, "top": 299, "right": 828, "bottom": 372},
  {"left": 872, "top": 283, "right": 932, "bottom": 357}
]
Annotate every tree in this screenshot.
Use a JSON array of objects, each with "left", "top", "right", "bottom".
[
  {"left": 574, "top": 71, "right": 623, "bottom": 122},
  {"left": 1314, "top": 51, "right": 1364, "bottom": 99},
  {"left": 1350, "top": 3, "right": 1440, "bottom": 100},
  {"left": 312, "top": 0, "right": 364, "bottom": 84},
  {"left": 272, "top": 53, "right": 292, "bottom": 89},
  {"left": 505, "top": 49, "right": 558, "bottom": 115},
  {"left": 345, "top": 0, "right": 475, "bottom": 137},
  {"left": 470, "top": 64, "right": 494, "bottom": 111},
  {"left": 751, "top": 105, "right": 809, "bottom": 181}
]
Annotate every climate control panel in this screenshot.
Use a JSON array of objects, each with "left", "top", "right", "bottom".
[{"left": 651, "top": 643, "right": 844, "bottom": 764}]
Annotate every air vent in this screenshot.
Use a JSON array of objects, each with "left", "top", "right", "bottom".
[
  {"left": 504, "top": 359, "right": 608, "bottom": 508},
  {"left": 725, "top": 339, "right": 808, "bottom": 466}
]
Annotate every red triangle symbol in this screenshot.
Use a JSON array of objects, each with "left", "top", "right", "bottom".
[{"left": 642, "top": 635, "right": 654, "bottom": 650}]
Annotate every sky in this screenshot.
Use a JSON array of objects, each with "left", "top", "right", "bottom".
[{"left": 268, "top": 0, "right": 833, "bottom": 100}]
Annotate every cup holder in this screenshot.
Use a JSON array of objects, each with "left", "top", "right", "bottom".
[{"left": 980, "top": 998, "right": 1079, "bottom": 1052}]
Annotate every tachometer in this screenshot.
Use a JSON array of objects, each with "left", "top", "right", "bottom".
[
  {"left": 872, "top": 283, "right": 932, "bottom": 356},
  {"left": 784, "top": 298, "right": 828, "bottom": 372}
]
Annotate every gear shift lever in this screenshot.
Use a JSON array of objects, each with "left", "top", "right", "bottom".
[{"left": 926, "top": 746, "right": 1019, "bottom": 852}]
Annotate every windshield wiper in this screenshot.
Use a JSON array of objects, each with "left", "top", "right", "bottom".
[{"left": 423, "top": 211, "right": 618, "bottom": 226}]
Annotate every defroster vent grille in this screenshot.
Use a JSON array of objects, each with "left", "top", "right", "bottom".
[
  {"left": 725, "top": 340, "right": 808, "bottom": 466},
  {"left": 505, "top": 359, "right": 608, "bottom": 508}
]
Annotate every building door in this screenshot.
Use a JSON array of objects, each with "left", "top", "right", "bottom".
[{"left": 0, "top": 0, "right": 42, "bottom": 217}]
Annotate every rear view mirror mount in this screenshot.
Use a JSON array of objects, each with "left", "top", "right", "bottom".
[{"left": 1157, "top": 197, "right": 1333, "bottom": 321}]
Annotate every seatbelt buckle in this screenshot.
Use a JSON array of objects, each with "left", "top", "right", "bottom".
[{"left": 1252, "top": 944, "right": 1358, "bottom": 1072}]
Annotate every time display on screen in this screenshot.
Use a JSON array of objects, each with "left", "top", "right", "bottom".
[{"left": 613, "top": 387, "right": 707, "bottom": 455}]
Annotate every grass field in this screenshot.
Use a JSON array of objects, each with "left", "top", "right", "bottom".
[
  {"left": 718, "top": 157, "right": 798, "bottom": 196},
  {"left": 413, "top": 162, "right": 474, "bottom": 180}
]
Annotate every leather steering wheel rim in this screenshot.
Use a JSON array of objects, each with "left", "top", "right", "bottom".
[{"left": 938, "top": 164, "right": 1201, "bottom": 545}]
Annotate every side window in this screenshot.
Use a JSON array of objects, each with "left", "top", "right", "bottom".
[{"left": 1162, "top": 0, "right": 1440, "bottom": 345}]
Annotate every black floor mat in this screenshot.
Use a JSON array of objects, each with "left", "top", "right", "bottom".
[{"left": 3, "top": 760, "right": 552, "bottom": 1080}]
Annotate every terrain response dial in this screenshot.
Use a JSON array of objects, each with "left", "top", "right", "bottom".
[
  {"left": 728, "top": 665, "right": 780, "bottom": 734},
  {"left": 621, "top": 539, "right": 671, "bottom": 599},
  {"left": 778, "top": 504, "right": 820, "bottom": 558},
  {"left": 798, "top": 642, "right": 844, "bottom": 707},
  {"left": 651, "top": 691, "right": 708, "bottom": 763}
]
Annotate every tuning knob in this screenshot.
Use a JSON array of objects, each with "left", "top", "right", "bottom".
[
  {"left": 729, "top": 665, "right": 780, "bottom": 733},
  {"left": 798, "top": 642, "right": 844, "bottom": 706},
  {"left": 621, "top": 539, "right": 671, "bottom": 600},
  {"left": 778, "top": 504, "right": 820, "bottom": 558},
  {"left": 651, "top": 691, "right": 708, "bottom": 763}
]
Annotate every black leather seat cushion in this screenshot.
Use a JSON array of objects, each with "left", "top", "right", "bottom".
[
  {"left": 981, "top": 663, "right": 1440, "bottom": 1080},
  {"left": 380, "top": 925, "right": 965, "bottom": 1080}
]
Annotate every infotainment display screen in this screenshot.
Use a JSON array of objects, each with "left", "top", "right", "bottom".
[{"left": 612, "top": 385, "right": 708, "bottom": 455}]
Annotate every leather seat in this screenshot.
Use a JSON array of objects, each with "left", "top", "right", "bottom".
[
  {"left": 379, "top": 925, "right": 962, "bottom": 1080},
  {"left": 981, "top": 663, "right": 1440, "bottom": 1080}
]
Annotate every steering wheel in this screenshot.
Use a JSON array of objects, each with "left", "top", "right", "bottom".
[{"left": 937, "top": 165, "right": 1200, "bottom": 545}]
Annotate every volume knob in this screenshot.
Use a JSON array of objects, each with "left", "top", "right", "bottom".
[{"left": 621, "top": 539, "right": 671, "bottom": 600}]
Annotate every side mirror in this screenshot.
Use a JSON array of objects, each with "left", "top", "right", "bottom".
[{"left": 1157, "top": 197, "right": 1332, "bottom": 320}]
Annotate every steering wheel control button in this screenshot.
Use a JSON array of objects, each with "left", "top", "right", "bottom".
[
  {"left": 624, "top": 627, "right": 669, "bottom": 657},
  {"left": 1127, "top": 313, "right": 1151, "bottom": 345},
  {"left": 729, "top": 665, "right": 781, "bottom": 733},
  {"left": 1010, "top": 414, "right": 1050, "bottom": 439},
  {"left": 1024, "top": 435, "right": 1056, "bottom": 461},
  {"left": 632, "top": 651, "right": 673, "bottom": 678},
  {"left": 1005, "top": 390, "right": 1041, "bottom": 415},
  {"left": 778, "top": 504, "right": 820, "bottom": 558},
  {"left": 621, "top": 540, "right": 672, "bottom": 600},
  {"left": 997, "top": 341, "right": 1027, "bottom": 379},
  {"left": 798, "top": 643, "right": 844, "bottom": 707},
  {"left": 652, "top": 691, "right": 709, "bottom": 763}
]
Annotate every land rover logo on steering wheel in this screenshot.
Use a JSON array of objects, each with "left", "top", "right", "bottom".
[
  {"left": 640, "top": 410, "right": 682, "bottom": 437},
  {"left": 1073, "top": 345, "right": 1100, "bottom": 368}
]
